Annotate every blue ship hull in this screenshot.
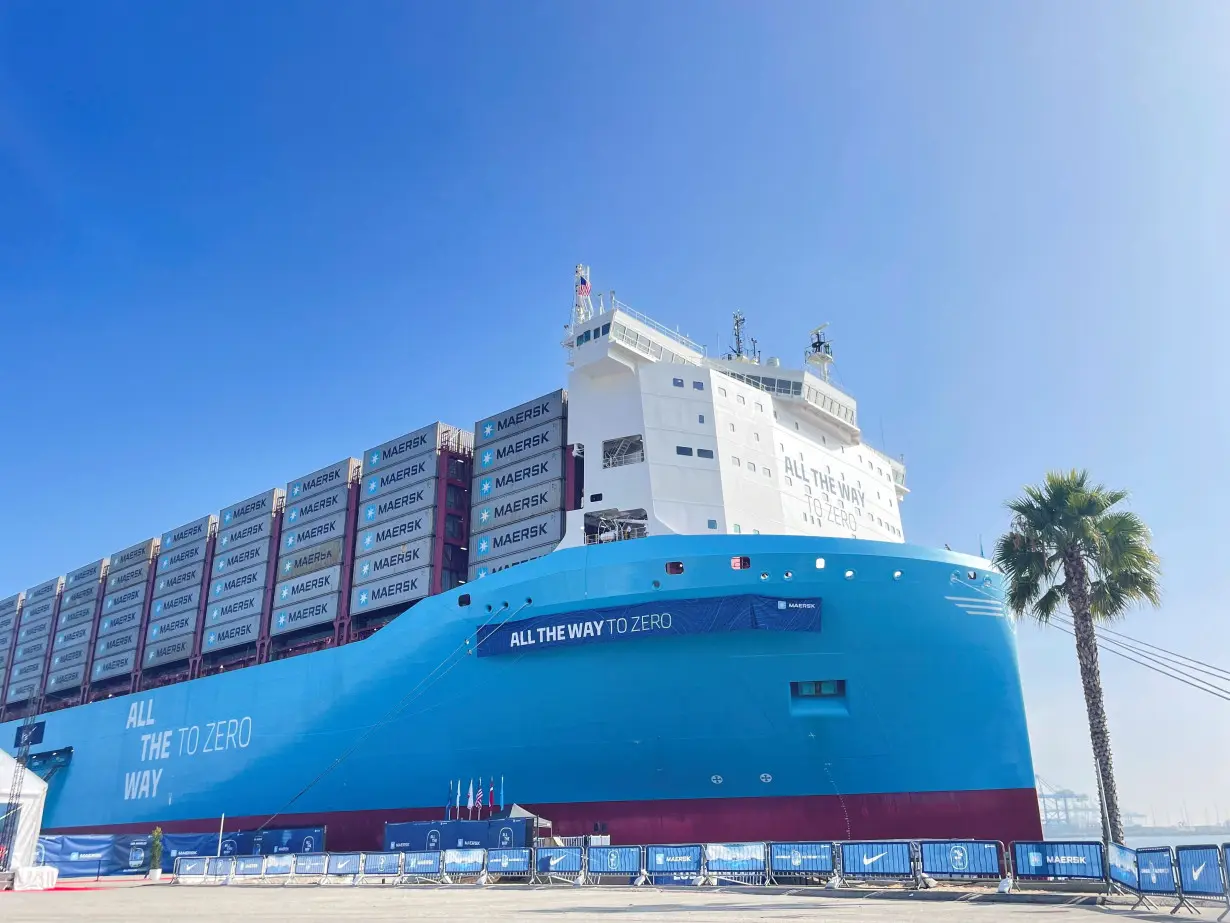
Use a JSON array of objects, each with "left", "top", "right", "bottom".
[{"left": 2, "top": 536, "right": 1042, "bottom": 849}]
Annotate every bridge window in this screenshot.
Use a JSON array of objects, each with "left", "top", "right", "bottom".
[
  {"left": 737, "top": 395, "right": 746, "bottom": 405},
  {"left": 672, "top": 378, "right": 684, "bottom": 388},
  {"left": 697, "top": 448, "right": 714, "bottom": 459},
  {"left": 675, "top": 446, "right": 694, "bottom": 456},
  {"left": 692, "top": 381, "right": 704, "bottom": 390},
  {"left": 665, "top": 561, "right": 684, "bottom": 575},
  {"left": 793, "top": 680, "right": 845, "bottom": 698},
  {"left": 698, "top": 414, "right": 705, "bottom": 424},
  {"left": 707, "top": 519, "right": 718, "bottom": 530}
]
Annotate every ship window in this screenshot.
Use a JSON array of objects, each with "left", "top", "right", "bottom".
[
  {"left": 698, "top": 414, "right": 705, "bottom": 424},
  {"left": 458, "top": 594, "right": 471, "bottom": 607},
  {"left": 602, "top": 323, "right": 610, "bottom": 335},
  {"left": 793, "top": 680, "right": 845, "bottom": 698},
  {"left": 676, "top": 446, "right": 694, "bottom": 456},
  {"left": 804, "top": 484, "right": 811, "bottom": 495},
  {"left": 590, "top": 493, "right": 603, "bottom": 502},
  {"left": 693, "top": 381, "right": 704, "bottom": 390},
  {"left": 733, "top": 524, "right": 742, "bottom": 534},
  {"left": 446, "top": 484, "right": 467, "bottom": 510},
  {"left": 719, "top": 387, "right": 727, "bottom": 397},
  {"left": 785, "top": 476, "right": 792, "bottom": 486},
  {"left": 707, "top": 519, "right": 718, "bottom": 530},
  {"left": 672, "top": 377, "right": 684, "bottom": 388},
  {"left": 665, "top": 562, "right": 684, "bottom": 575},
  {"left": 728, "top": 423, "right": 735, "bottom": 432},
  {"left": 697, "top": 448, "right": 714, "bottom": 459},
  {"left": 763, "top": 468, "right": 771, "bottom": 478},
  {"left": 737, "top": 395, "right": 746, "bottom": 405},
  {"left": 755, "top": 402, "right": 763, "bottom": 412},
  {"left": 753, "top": 433, "right": 760, "bottom": 441},
  {"left": 732, "top": 456, "right": 740, "bottom": 466},
  {"left": 747, "top": 462, "right": 757, "bottom": 472},
  {"left": 731, "top": 555, "right": 751, "bottom": 569}
]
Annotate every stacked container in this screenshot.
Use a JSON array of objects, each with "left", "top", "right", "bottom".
[
  {"left": 203, "top": 489, "right": 283, "bottom": 660},
  {"left": 143, "top": 516, "right": 216, "bottom": 673},
  {"left": 46, "top": 559, "right": 108, "bottom": 697},
  {"left": 7, "top": 576, "right": 64, "bottom": 705},
  {"left": 93, "top": 539, "right": 158, "bottom": 686},
  {"left": 469, "top": 390, "right": 568, "bottom": 580}
]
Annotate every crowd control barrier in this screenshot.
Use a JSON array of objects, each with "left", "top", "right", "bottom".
[
  {"left": 840, "top": 841, "right": 914, "bottom": 883},
  {"left": 486, "top": 848, "right": 534, "bottom": 880},
  {"left": 359, "top": 852, "right": 403, "bottom": 884},
  {"left": 703, "top": 842, "right": 768, "bottom": 886},
  {"left": 646, "top": 844, "right": 704, "bottom": 885},
  {"left": 1011, "top": 841, "right": 1105, "bottom": 881},
  {"left": 1176, "top": 844, "right": 1229, "bottom": 917},
  {"left": 535, "top": 846, "right": 584, "bottom": 884},
  {"left": 768, "top": 842, "right": 835, "bottom": 884},
  {"left": 586, "top": 845, "right": 645, "bottom": 885},
  {"left": 400, "top": 850, "right": 445, "bottom": 884}
]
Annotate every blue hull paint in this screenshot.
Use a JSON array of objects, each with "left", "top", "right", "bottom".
[{"left": 3, "top": 536, "right": 1037, "bottom": 837}]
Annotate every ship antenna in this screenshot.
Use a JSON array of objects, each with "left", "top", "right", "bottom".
[
  {"left": 731, "top": 311, "right": 746, "bottom": 359},
  {"left": 806, "top": 323, "right": 835, "bottom": 382}
]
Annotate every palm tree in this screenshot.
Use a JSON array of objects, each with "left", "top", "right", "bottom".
[{"left": 994, "top": 469, "right": 1160, "bottom": 844}]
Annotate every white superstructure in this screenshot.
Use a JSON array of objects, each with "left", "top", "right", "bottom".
[{"left": 560, "top": 265, "right": 908, "bottom": 547}]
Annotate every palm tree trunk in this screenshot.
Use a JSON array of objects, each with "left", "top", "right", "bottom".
[{"left": 1063, "top": 551, "right": 1125, "bottom": 843}]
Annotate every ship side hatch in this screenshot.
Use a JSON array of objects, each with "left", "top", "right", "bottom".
[{"left": 27, "top": 747, "right": 74, "bottom": 783}]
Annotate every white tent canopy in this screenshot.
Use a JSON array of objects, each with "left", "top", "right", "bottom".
[{"left": 1, "top": 747, "right": 48, "bottom": 871}]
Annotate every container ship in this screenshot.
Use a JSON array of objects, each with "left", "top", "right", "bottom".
[{"left": 0, "top": 267, "right": 1042, "bottom": 851}]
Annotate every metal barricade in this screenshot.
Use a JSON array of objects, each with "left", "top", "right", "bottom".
[
  {"left": 918, "top": 840, "right": 1003, "bottom": 882},
  {"left": 443, "top": 848, "right": 486, "bottom": 884},
  {"left": 486, "top": 848, "right": 533, "bottom": 882},
  {"left": 1136, "top": 846, "right": 1178, "bottom": 898},
  {"left": 173, "top": 855, "right": 209, "bottom": 884},
  {"left": 645, "top": 844, "right": 704, "bottom": 886},
  {"left": 231, "top": 855, "right": 265, "bottom": 883},
  {"left": 399, "top": 850, "right": 444, "bottom": 885},
  {"left": 1176, "top": 844, "right": 1229, "bottom": 918},
  {"left": 1010, "top": 840, "right": 1105, "bottom": 882},
  {"left": 767, "top": 841, "right": 835, "bottom": 885},
  {"left": 585, "top": 845, "right": 644, "bottom": 885},
  {"left": 359, "top": 851, "right": 403, "bottom": 885},
  {"left": 704, "top": 842, "right": 767, "bottom": 886},
  {"left": 263, "top": 853, "right": 295, "bottom": 883},
  {"left": 323, "top": 852, "right": 362, "bottom": 886},
  {"left": 535, "top": 846, "right": 585, "bottom": 884},
  {"left": 289, "top": 852, "right": 328, "bottom": 885},
  {"left": 839, "top": 841, "right": 915, "bottom": 884}
]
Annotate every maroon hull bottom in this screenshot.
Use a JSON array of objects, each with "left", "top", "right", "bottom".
[{"left": 47, "top": 788, "right": 1043, "bottom": 851}]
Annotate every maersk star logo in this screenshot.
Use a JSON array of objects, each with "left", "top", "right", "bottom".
[
  {"left": 291, "top": 483, "right": 302, "bottom": 497},
  {"left": 224, "top": 511, "right": 233, "bottom": 524},
  {"left": 479, "top": 507, "right": 492, "bottom": 525},
  {"left": 358, "top": 590, "right": 369, "bottom": 607},
  {"left": 158, "top": 580, "right": 166, "bottom": 591},
  {"left": 277, "top": 613, "right": 287, "bottom": 627},
  {"left": 365, "top": 504, "right": 377, "bottom": 521},
  {"left": 476, "top": 567, "right": 488, "bottom": 579},
  {"left": 281, "top": 586, "right": 290, "bottom": 600},
  {"left": 370, "top": 450, "right": 380, "bottom": 465},
  {"left": 288, "top": 508, "right": 299, "bottom": 523},
  {"left": 155, "top": 601, "right": 164, "bottom": 615},
  {"left": 286, "top": 533, "right": 296, "bottom": 548},
  {"left": 479, "top": 478, "right": 493, "bottom": 496},
  {"left": 482, "top": 421, "right": 494, "bottom": 438},
  {"left": 283, "top": 560, "right": 293, "bottom": 574},
  {"left": 363, "top": 533, "right": 374, "bottom": 549},
  {"left": 208, "top": 633, "right": 216, "bottom": 645},
  {"left": 151, "top": 625, "right": 160, "bottom": 637},
  {"left": 367, "top": 477, "right": 379, "bottom": 494},
  {"left": 477, "top": 537, "right": 490, "bottom": 556},
  {"left": 480, "top": 449, "right": 494, "bottom": 468},
  {"left": 360, "top": 561, "right": 371, "bottom": 578},
  {"left": 102, "top": 619, "right": 110, "bottom": 629},
  {"left": 220, "top": 534, "right": 229, "bottom": 547}
]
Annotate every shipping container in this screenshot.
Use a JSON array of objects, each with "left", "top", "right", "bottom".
[
  {"left": 209, "top": 563, "right": 267, "bottom": 602},
  {"left": 469, "top": 479, "right": 562, "bottom": 533},
  {"left": 92, "top": 648, "right": 137, "bottom": 682},
  {"left": 206, "top": 590, "right": 265, "bottom": 629},
  {"left": 146, "top": 609, "right": 199, "bottom": 645},
  {"left": 475, "top": 389, "right": 566, "bottom": 443},
  {"left": 95, "top": 627, "right": 140, "bottom": 659},
  {"left": 13, "top": 637, "right": 49, "bottom": 665},
  {"left": 280, "top": 510, "right": 347, "bottom": 556},
  {"left": 213, "top": 538, "right": 271, "bottom": 576},
  {"left": 363, "top": 422, "right": 452, "bottom": 475},
  {"left": 56, "top": 602, "right": 96, "bottom": 631},
  {"left": 17, "top": 617, "right": 52, "bottom": 644},
  {"left": 471, "top": 511, "right": 563, "bottom": 563},
  {"left": 274, "top": 565, "right": 342, "bottom": 608},
  {"left": 350, "top": 565, "right": 431, "bottom": 614},
  {"left": 150, "top": 585, "right": 201, "bottom": 620},
  {"left": 109, "top": 537, "right": 158, "bottom": 571},
  {"left": 26, "top": 575, "right": 65, "bottom": 604},
  {"left": 471, "top": 449, "right": 563, "bottom": 502},
  {"left": 53, "top": 624, "right": 92, "bottom": 652},
  {"left": 277, "top": 537, "right": 343, "bottom": 582},
  {"left": 287, "top": 458, "right": 359, "bottom": 502},
  {"left": 5, "top": 679, "right": 41, "bottom": 705},
  {"left": 0, "top": 612, "right": 15, "bottom": 634},
  {"left": 203, "top": 613, "right": 261, "bottom": 654},
  {"left": 354, "top": 508, "right": 434, "bottom": 558},
  {"left": 144, "top": 634, "right": 194, "bottom": 668},
  {"left": 284, "top": 484, "right": 349, "bottom": 529},
  {"left": 0, "top": 592, "right": 23, "bottom": 618},
  {"left": 358, "top": 478, "right": 437, "bottom": 530},
  {"left": 467, "top": 542, "right": 556, "bottom": 582},
  {"left": 61, "top": 580, "right": 101, "bottom": 610},
  {"left": 353, "top": 536, "right": 433, "bottom": 585},
  {"left": 362, "top": 455, "right": 434, "bottom": 502},
  {"left": 19, "top": 597, "right": 56, "bottom": 625},
  {"left": 106, "top": 559, "right": 151, "bottom": 594},
  {"left": 46, "top": 665, "right": 86, "bottom": 693},
  {"left": 160, "top": 514, "right": 216, "bottom": 550},
  {"left": 65, "top": 559, "right": 108, "bottom": 588},
  {"left": 216, "top": 513, "right": 274, "bottom": 553},
  {"left": 474, "top": 420, "right": 564, "bottom": 475},
  {"left": 155, "top": 562, "right": 206, "bottom": 599},
  {"left": 220, "top": 488, "right": 283, "bottom": 528},
  {"left": 271, "top": 592, "right": 338, "bottom": 636},
  {"left": 49, "top": 644, "right": 90, "bottom": 672},
  {"left": 9, "top": 657, "right": 44, "bottom": 683},
  {"left": 157, "top": 538, "right": 209, "bottom": 576},
  {"left": 103, "top": 583, "right": 146, "bottom": 614},
  {"left": 97, "top": 605, "right": 143, "bottom": 638}
]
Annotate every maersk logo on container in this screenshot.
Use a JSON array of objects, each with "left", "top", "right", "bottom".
[
  {"left": 288, "top": 458, "right": 357, "bottom": 501},
  {"left": 207, "top": 619, "right": 255, "bottom": 649},
  {"left": 97, "top": 629, "right": 138, "bottom": 655},
  {"left": 473, "top": 512, "right": 561, "bottom": 558},
  {"left": 62, "top": 582, "right": 99, "bottom": 608},
  {"left": 105, "top": 585, "right": 144, "bottom": 611},
  {"left": 21, "top": 600, "right": 54, "bottom": 622},
  {"left": 477, "top": 391, "right": 564, "bottom": 442},
  {"left": 365, "top": 459, "right": 430, "bottom": 497},
  {"left": 283, "top": 511, "right": 344, "bottom": 551},
  {"left": 56, "top": 626, "right": 90, "bottom": 648},
  {"left": 66, "top": 560, "right": 106, "bottom": 587},
  {"left": 275, "top": 597, "right": 335, "bottom": 630},
  {"left": 277, "top": 565, "right": 339, "bottom": 603},
  {"left": 214, "top": 541, "right": 267, "bottom": 573},
  {"left": 26, "top": 576, "right": 64, "bottom": 602},
  {"left": 218, "top": 516, "right": 271, "bottom": 550},
  {"left": 53, "top": 646, "right": 88, "bottom": 667},
  {"left": 159, "top": 541, "right": 205, "bottom": 572},
  {"left": 209, "top": 592, "right": 261, "bottom": 624},
  {"left": 362, "top": 481, "right": 434, "bottom": 524},
  {"left": 160, "top": 515, "right": 214, "bottom": 550},
  {"left": 356, "top": 544, "right": 424, "bottom": 581},
  {"left": 157, "top": 564, "right": 202, "bottom": 596},
  {"left": 12, "top": 659, "right": 42, "bottom": 681},
  {"left": 153, "top": 588, "right": 198, "bottom": 617},
  {"left": 212, "top": 567, "right": 262, "bottom": 598},
  {"left": 100, "top": 608, "right": 141, "bottom": 634},
  {"left": 354, "top": 574, "right": 421, "bottom": 609},
  {"left": 279, "top": 539, "right": 342, "bottom": 580},
  {"left": 148, "top": 614, "right": 193, "bottom": 640},
  {"left": 358, "top": 512, "right": 428, "bottom": 553},
  {"left": 286, "top": 485, "right": 347, "bottom": 526},
  {"left": 0, "top": 593, "right": 24, "bottom": 617},
  {"left": 107, "top": 561, "right": 149, "bottom": 593},
  {"left": 146, "top": 637, "right": 192, "bottom": 663},
  {"left": 93, "top": 651, "right": 134, "bottom": 679},
  {"left": 110, "top": 539, "right": 156, "bottom": 570},
  {"left": 221, "top": 488, "right": 281, "bottom": 527}
]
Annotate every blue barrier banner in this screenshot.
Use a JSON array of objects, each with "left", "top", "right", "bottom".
[
  {"left": 163, "top": 833, "right": 221, "bottom": 872},
  {"left": 769, "top": 842, "right": 835, "bottom": 874},
  {"left": 705, "top": 842, "right": 767, "bottom": 872},
  {"left": 1176, "top": 845, "right": 1225, "bottom": 898},
  {"left": 206, "top": 857, "right": 233, "bottom": 877},
  {"left": 175, "top": 856, "right": 209, "bottom": 877},
  {"left": 647, "top": 844, "right": 703, "bottom": 875},
  {"left": 487, "top": 848, "right": 532, "bottom": 874},
  {"left": 364, "top": 852, "right": 403, "bottom": 875},
  {"left": 476, "top": 594, "right": 822, "bottom": 657},
  {"left": 1107, "top": 843, "right": 1139, "bottom": 891},
  {"left": 536, "top": 847, "right": 583, "bottom": 874},
  {"left": 327, "top": 853, "right": 362, "bottom": 875},
  {"left": 253, "top": 826, "right": 325, "bottom": 854},
  {"left": 264, "top": 854, "right": 294, "bottom": 876},
  {"left": 36, "top": 834, "right": 153, "bottom": 878},
  {"left": 294, "top": 854, "right": 327, "bottom": 876},
  {"left": 841, "top": 841, "right": 913, "bottom": 878},
  {"left": 403, "top": 850, "right": 443, "bottom": 875},
  {"left": 219, "top": 832, "right": 254, "bottom": 856},
  {"left": 920, "top": 841, "right": 1001, "bottom": 879},
  {"left": 1013, "top": 841, "right": 1104, "bottom": 880},
  {"left": 234, "top": 856, "right": 264, "bottom": 877},
  {"left": 588, "top": 846, "right": 643, "bottom": 875},
  {"left": 385, "top": 818, "right": 528, "bottom": 851},
  {"left": 1136, "top": 847, "right": 1177, "bottom": 894},
  {"left": 444, "top": 848, "right": 486, "bottom": 874}
]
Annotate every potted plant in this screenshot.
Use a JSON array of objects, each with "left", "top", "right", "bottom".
[{"left": 148, "top": 827, "right": 163, "bottom": 882}]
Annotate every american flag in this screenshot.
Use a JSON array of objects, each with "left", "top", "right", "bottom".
[
  {"left": 577, "top": 275, "right": 591, "bottom": 297},
  {"left": 476, "top": 777, "right": 485, "bottom": 809}
]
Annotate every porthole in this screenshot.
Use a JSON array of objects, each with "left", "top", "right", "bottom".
[
  {"left": 783, "top": 570, "right": 793, "bottom": 581},
  {"left": 968, "top": 570, "right": 977, "bottom": 580},
  {"left": 759, "top": 572, "right": 769, "bottom": 581},
  {"left": 666, "top": 561, "right": 685, "bottom": 575},
  {"left": 892, "top": 571, "right": 902, "bottom": 580},
  {"left": 815, "top": 557, "right": 826, "bottom": 569},
  {"left": 652, "top": 580, "right": 661, "bottom": 589},
  {"left": 844, "top": 569, "right": 855, "bottom": 580}
]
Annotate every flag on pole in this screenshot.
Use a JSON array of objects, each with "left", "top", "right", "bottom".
[
  {"left": 467, "top": 779, "right": 474, "bottom": 819},
  {"left": 447, "top": 779, "right": 453, "bottom": 820},
  {"left": 476, "top": 776, "right": 485, "bottom": 818},
  {"left": 578, "top": 275, "right": 591, "bottom": 297},
  {"left": 456, "top": 778, "right": 462, "bottom": 816},
  {"left": 489, "top": 779, "right": 495, "bottom": 814},
  {"left": 500, "top": 775, "right": 505, "bottom": 812}
]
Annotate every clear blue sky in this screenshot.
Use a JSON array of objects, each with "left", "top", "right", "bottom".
[{"left": 2, "top": 2, "right": 1227, "bottom": 821}]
